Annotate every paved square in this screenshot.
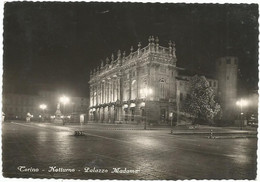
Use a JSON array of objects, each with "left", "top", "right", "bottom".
[{"left": 2, "top": 122, "right": 257, "bottom": 180}]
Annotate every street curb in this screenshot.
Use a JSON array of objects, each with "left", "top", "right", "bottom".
[
  {"left": 171, "top": 132, "right": 257, "bottom": 135},
  {"left": 206, "top": 135, "right": 257, "bottom": 139}
]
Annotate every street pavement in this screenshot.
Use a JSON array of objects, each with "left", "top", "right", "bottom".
[{"left": 2, "top": 121, "right": 257, "bottom": 180}]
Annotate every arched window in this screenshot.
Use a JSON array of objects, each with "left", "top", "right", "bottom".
[
  {"left": 140, "top": 78, "right": 147, "bottom": 98},
  {"left": 97, "top": 86, "right": 101, "bottom": 105},
  {"left": 159, "top": 78, "right": 166, "bottom": 99},
  {"left": 93, "top": 90, "right": 97, "bottom": 106},
  {"left": 131, "top": 80, "right": 137, "bottom": 100},
  {"left": 113, "top": 80, "right": 117, "bottom": 101},
  {"left": 123, "top": 82, "right": 129, "bottom": 101}
]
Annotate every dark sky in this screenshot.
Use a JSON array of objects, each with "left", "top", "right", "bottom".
[{"left": 3, "top": 2, "right": 259, "bottom": 97}]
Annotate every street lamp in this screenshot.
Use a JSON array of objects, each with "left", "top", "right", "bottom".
[
  {"left": 140, "top": 87, "right": 153, "bottom": 130},
  {"left": 39, "top": 104, "right": 47, "bottom": 122},
  {"left": 59, "top": 96, "right": 70, "bottom": 120},
  {"left": 236, "top": 99, "right": 248, "bottom": 130}
]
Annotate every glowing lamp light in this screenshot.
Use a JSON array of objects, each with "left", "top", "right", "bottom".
[
  {"left": 130, "top": 103, "right": 136, "bottom": 108},
  {"left": 39, "top": 104, "right": 47, "bottom": 110},
  {"left": 140, "top": 102, "right": 146, "bottom": 107},
  {"left": 140, "top": 87, "right": 153, "bottom": 97},
  {"left": 236, "top": 99, "right": 248, "bottom": 107},
  {"left": 59, "top": 96, "right": 70, "bottom": 105}
]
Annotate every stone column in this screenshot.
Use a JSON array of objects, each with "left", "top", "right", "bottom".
[
  {"left": 90, "top": 86, "right": 93, "bottom": 107},
  {"left": 99, "top": 82, "right": 102, "bottom": 104},
  {"left": 129, "top": 74, "right": 131, "bottom": 100},
  {"left": 118, "top": 106, "right": 122, "bottom": 122},
  {"left": 109, "top": 81, "right": 112, "bottom": 103},
  {"left": 102, "top": 82, "right": 105, "bottom": 104},
  {"left": 108, "top": 80, "right": 111, "bottom": 103},
  {"left": 105, "top": 82, "right": 108, "bottom": 103},
  {"left": 117, "top": 77, "right": 121, "bottom": 101},
  {"left": 97, "top": 85, "right": 99, "bottom": 105}
]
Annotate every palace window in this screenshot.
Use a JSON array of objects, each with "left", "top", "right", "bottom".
[
  {"left": 132, "top": 70, "right": 136, "bottom": 77},
  {"left": 126, "top": 73, "right": 130, "bottom": 79},
  {"left": 93, "top": 91, "right": 97, "bottom": 106},
  {"left": 160, "top": 66, "right": 166, "bottom": 73},
  {"left": 131, "top": 80, "right": 137, "bottom": 100},
  {"left": 140, "top": 78, "right": 148, "bottom": 98},
  {"left": 98, "top": 88, "right": 101, "bottom": 105},
  {"left": 159, "top": 78, "right": 166, "bottom": 99},
  {"left": 113, "top": 80, "right": 117, "bottom": 101},
  {"left": 123, "top": 82, "right": 130, "bottom": 101}
]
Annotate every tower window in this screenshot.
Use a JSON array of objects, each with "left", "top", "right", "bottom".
[
  {"left": 226, "top": 59, "right": 231, "bottom": 64},
  {"left": 213, "top": 82, "right": 216, "bottom": 87},
  {"left": 227, "top": 76, "right": 229, "bottom": 80},
  {"left": 132, "top": 71, "right": 136, "bottom": 77},
  {"left": 159, "top": 78, "right": 166, "bottom": 99},
  {"left": 209, "top": 81, "right": 212, "bottom": 87},
  {"left": 180, "top": 93, "right": 183, "bottom": 101}
]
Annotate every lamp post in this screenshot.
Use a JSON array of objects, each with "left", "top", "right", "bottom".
[
  {"left": 236, "top": 99, "right": 248, "bottom": 130},
  {"left": 140, "top": 87, "right": 153, "bottom": 130},
  {"left": 59, "top": 96, "right": 70, "bottom": 123},
  {"left": 39, "top": 104, "right": 47, "bottom": 122}
]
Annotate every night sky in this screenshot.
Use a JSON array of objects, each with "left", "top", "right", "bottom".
[{"left": 3, "top": 2, "right": 259, "bottom": 97}]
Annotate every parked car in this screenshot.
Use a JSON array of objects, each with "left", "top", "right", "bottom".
[{"left": 247, "top": 114, "right": 258, "bottom": 127}]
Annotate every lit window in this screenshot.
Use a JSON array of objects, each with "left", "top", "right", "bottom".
[{"left": 131, "top": 80, "right": 137, "bottom": 100}]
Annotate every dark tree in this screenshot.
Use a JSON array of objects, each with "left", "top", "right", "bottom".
[{"left": 183, "top": 75, "right": 221, "bottom": 124}]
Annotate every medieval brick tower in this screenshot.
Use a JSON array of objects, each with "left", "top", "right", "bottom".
[{"left": 216, "top": 56, "right": 238, "bottom": 120}]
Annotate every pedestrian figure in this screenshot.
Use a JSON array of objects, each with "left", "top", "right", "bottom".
[
  {"left": 26, "top": 112, "right": 32, "bottom": 122},
  {"left": 2, "top": 112, "right": 5, "bottom": 122}
]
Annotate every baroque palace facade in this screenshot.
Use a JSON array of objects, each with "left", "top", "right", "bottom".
[{"left": 88, "top": 36, "right": 238, "bottom": 124}]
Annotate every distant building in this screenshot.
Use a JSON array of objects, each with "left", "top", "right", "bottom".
[
  {"left": 2, "top": 93, "right": 40, "bottom": 120},
  {"left": 89, "top": 36, "right": 238, "bottom": 125},
  {"left": 2, "top": 91, "right": 89, "bottom": 122}
]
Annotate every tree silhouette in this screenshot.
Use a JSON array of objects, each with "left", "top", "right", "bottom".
[{"left": 183, "top": 75, "right": 221, "bottom": 124}]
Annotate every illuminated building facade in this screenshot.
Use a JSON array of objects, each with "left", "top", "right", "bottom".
[
  {"left": 89, "top": 36, "right": 178, "bottom": 124},
  {"left": 89, "top": 36, "right": 238, "bottom": 124}
]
